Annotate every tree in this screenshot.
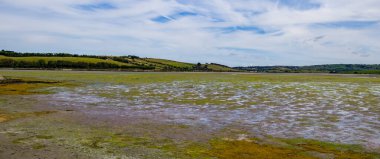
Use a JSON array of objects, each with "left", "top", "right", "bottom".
[{"left": 37, "top": 59, "right": 46, "bottom": 68}]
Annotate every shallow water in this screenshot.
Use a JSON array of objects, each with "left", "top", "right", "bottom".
[{"left": 36, "top": 80, "right": 380, "bottom": 148}]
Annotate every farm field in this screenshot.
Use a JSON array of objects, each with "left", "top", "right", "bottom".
[
  {"left": 0, "top": 51, "right": 237, "bottom": 71},
  {"left": 0, "top": 55, "right": 133, "bottom": 66},
  {"left": 0, "top": 70, "right": 380, "bottom": 159}
]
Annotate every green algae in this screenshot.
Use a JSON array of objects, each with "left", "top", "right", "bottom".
[
  {"left": 32, "top": 143, "right": 47, "bottom": 149},
  {"left": 12, "top": 135, "right": 51, "bottom": 150},
  {"left": 35, "top": 135, "right": 54, "bottom": 140},
  {"left": 0, "top": 77, "right": 73, "bottom": 95},
  {"left": 6, "top": 113, "right": 380, "bottom": 159},
  {"left": 205, "top": 137, "right": 380, "bottom": 159},
  {"left": 72, "top": 127, "right": 380, "bottom": 159}
]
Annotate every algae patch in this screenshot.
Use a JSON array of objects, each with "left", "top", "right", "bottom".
[
  {"left": 0, "top": 77, "right": 64, "bottom": 95},
  {"left": 12, "top": 135, "right": 53, "bottom": 150},
  {"left": 206, "top": 137, "right": 380, "bottom": 159}
]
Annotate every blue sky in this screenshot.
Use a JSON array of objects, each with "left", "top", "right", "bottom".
[{"left": 0, "top": 0, "right": 379, "bottom": 66}]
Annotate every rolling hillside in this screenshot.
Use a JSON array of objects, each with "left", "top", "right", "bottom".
[
  {"left": 235, "top": 64, "right": 380, "bottom": 74},
  {"left": 0, "top": 56, "right": 133, "bottom": 66},
  {"left": 0, "top": 50, "right": 236, "bottom": 72}
]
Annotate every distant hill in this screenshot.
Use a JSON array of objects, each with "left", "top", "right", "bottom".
[
  {"left": 0, "top": 50, "right": 237, "bottom": 72},
  {"left": 3, "top": 50, "right": 377, "bottom": 74},
  {"left": 234, "top": 64, "right": 380, "bottom": 74}
]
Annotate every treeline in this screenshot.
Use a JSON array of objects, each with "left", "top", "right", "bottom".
[
  {"left": 0, "top": 58, "right": 152, "bottom": 70},
  {"left": 235, "top": 64, "right": 380, "bottom": 74},
  {"left": 209, "top": 63, "right": 229, "bottom": 68},
  {"left": 0, "top": 50, "right": 139, "bottom": 64},
  {"left": 194, "top": 62, "right": 209, "bottom": 71},
  {"left": 0, "top": 50, "right": 155, "bottom": 70},
  {"left": 162, "top": 65, "right": 193, "bottom": 71}
]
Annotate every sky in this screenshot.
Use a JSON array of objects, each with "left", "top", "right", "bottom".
[{"left": 0, "top": 0, "right": 379, "bottom": 66}]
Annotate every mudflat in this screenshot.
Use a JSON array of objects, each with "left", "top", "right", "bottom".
[{"left": 1, "top": 70, "right": 379, "bottom": 159}]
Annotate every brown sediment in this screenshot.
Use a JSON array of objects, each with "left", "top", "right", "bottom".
[
  {"left": 0, "top": 114, "right": 10, "bottom": 122},
  {"left": 0, "top": 111, "right": 57, "bottom": 123}
]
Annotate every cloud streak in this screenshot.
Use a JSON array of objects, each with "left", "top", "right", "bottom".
[{"left": 0, "top": 0, "right": 379, "bottom": 66}]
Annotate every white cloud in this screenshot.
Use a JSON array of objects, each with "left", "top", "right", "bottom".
[{"left": 0, "top": 0, "right": 379, "bottom": 66}]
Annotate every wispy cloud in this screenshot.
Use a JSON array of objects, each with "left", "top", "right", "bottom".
[
  {"left": 218, "top": 47, "right": 269, "bottom": 54},
  {"left": 75, "top": 2, "right": 117, "bottom": 11},
  {"left": 151, "top": 11, "right": 198, "bottom": 23},
  {"left": 218, "top": 26, "right": 267, "bottom": 34},
  {"left": 0, "top": 0, "right": 379, "bottom": 66},
  {"left": 313, "top": 21, "right": 379, "bottom": 29},
  {"left": 275, "top": 0, "right": 321, "bottom": 10}
]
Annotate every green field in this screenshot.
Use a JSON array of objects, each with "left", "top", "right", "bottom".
[
  {"left": 0, "top": 55, "right": 133, "bottom": 66},
  {"left": 0, "top": 51, "right": 236, "bottom": 71},
  {"left": 143, "top": 58, "right": 195, "bottom": 68},
  {"left": 1, "top": 70, "right": 380, "bottom": 158}
]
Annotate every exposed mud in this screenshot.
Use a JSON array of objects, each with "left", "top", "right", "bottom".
[
  {"left": 1, "top": 72, "right": 380, "bottom": 158},
  {"left": 36, "top": 81, "right": 380, "bottom": 149}
]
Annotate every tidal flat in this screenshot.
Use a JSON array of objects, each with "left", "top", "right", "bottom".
[{"left": 0, "top": 70, "right": 380, "bottom": 159}]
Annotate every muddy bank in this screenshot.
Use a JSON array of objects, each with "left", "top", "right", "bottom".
[
  {"left": 0, "top": 77, "right": 67, "bottom": 95},
  {"left": 0, "top": 77, "right": 59, "bottom": 84}
]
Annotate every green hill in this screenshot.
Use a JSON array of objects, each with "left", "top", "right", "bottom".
[
  {"left": 235, "top": 64, "right": 380, "bottom": 74},
  {"left": 204, "top": 63, "right": 237, "bottom": 72},
  {"left": 0, "top": 56, "right": 133, "bottom": 66},
  {"left": 0, "top": 50, "right": 236, "bottom": 72}
]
